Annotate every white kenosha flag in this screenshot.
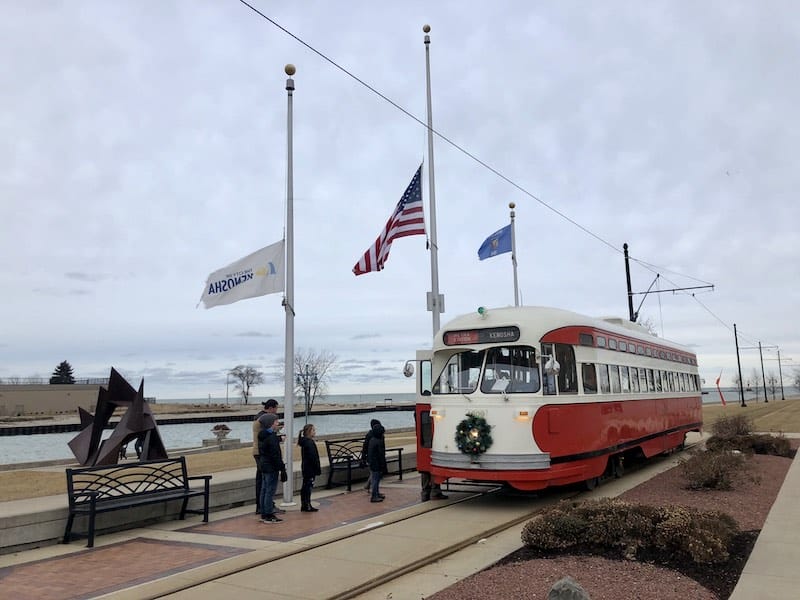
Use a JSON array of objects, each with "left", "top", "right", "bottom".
[{"left": 199, "top": 240, "right": 285, "bottom": 309}]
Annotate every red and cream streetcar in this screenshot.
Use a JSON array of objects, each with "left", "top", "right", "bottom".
[{"left": 409, "top": 305, "right": 702, "bottom": 491}]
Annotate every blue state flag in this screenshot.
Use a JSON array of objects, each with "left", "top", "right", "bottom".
[{"left": 478, "top": 224, "right": 512, "bottom": 260}]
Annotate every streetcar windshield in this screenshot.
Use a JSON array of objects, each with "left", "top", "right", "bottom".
[
  {"left": 432, "top": 350, "right": 484, "bottom": 394},
  {"left": 482, "top": 346, "right": 540, "bottom": 394},
  {"left": 431, "top": 346, "right": 541, "bottom": 395}
]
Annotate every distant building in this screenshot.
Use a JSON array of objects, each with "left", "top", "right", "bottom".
[{"left": 0, "top": 382, "right": 105, "bottom": 417}]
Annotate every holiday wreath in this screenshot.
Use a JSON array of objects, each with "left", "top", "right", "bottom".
[{"left": 454, "top": 413, "right": 493, "bottom": 456}]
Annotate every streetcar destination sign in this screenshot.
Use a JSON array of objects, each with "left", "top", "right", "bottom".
[{"left": 443, "top": 326, "right": 520, "bottom": 346}]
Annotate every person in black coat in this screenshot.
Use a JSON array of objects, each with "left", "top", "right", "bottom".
[
  {"left": 361, "top": 418, "right": 381, "bottom": 492},
  {"left": 257, "top": 413, "right": 286, "bottom": 522},
  {"left": 298, "top": 423, "right": 321, "bottom": 512},
  {"left": 366, "top": 422, "right": 387, "bottom": 502}
]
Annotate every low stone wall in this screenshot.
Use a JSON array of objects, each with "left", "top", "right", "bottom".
[{"left": 0, "top": 449, "right": 418, "bottom": 555}]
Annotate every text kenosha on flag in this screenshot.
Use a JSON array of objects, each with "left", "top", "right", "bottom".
[{"left": 353, "top": 165, "right": 426, "bottom": 275}]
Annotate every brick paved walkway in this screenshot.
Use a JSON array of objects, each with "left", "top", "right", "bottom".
[{"left": 0, "top": 482, "right": 422, "bottom": 599}]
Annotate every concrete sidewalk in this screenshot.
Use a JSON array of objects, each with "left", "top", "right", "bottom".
[
  {"left": 1, "top": 446, "right": 798, "bottom": 599},
  {"left": 728, "top": 443, "right": 800, "bottom": 599}
]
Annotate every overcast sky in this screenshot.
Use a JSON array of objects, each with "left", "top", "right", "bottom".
[{"left": 2, "top": 1, "right": 798, "bottom": 400}]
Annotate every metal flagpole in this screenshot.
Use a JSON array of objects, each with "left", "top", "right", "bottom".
[
  {"left": 510, "top": 202, "right": 519, "bottom": 306},
  {"left": 281, "top": 64, "right": 296, "bottom": 505},
  {"left": 424, "top": 24, "right": 444, "bottom": 337}
]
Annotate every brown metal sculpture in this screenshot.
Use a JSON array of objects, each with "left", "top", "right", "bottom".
[{"left": 68, "top": 368, "right": 168, "bottom": 466}]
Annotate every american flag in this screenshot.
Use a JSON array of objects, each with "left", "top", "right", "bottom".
[{"left": 353, "top": 165, "right": 426, "bottom": 275}]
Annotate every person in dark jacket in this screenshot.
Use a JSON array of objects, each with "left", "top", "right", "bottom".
[
  {"left": 253, "top": 399, "right": 279, "bottom": 514},
  {"left": 298, "top": 423, "right": 322, "bottom": 512},
  {"left": 361, "top": 418, "right": 380, "bottom": 493},
  {"left": 257, "top": 413, "right": 286, "bottom": 523},
  {"left": 366, "top": 422, "right": 387, "bottom": 502}
]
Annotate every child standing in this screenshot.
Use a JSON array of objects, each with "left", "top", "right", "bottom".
[{"left": 298, "top": 423, "right": 321, "bottom": 512}]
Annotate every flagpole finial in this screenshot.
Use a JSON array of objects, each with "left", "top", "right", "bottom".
[
  {"left": 285, "top": 64, "right": 296, "bottom": 76},
  {"left": 423, "top": 24, "right": 430, "bottom": 33},
  {"left": 509, "top": 202, "right": 515, "bottom": 209}
]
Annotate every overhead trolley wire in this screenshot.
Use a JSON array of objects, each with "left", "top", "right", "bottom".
[{"left": 235, "top": 0, "right": 774, "bottom": 348}]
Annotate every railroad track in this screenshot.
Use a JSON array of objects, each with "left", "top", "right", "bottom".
[{"left": 146, "top": 443, "right": 701, "bottom": 600}]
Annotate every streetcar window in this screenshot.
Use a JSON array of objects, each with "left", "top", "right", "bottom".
[
  {"left": 639, "top": 367, "right": 648, "bottom": 391},
  {"left": 579, "top": 333, "right": 594, "bottom": 346},
  {"left": 654, "top": 370, "right": 663, "bottom": 392},
  {"left": 646, "top": 369, "right": 655, "bottom": 392},
  {"left": 555, "top": 344, "right": 578, "bottom": 394},
  {"left": 620, "top": 366, "right": 631, "bottom": 393},
  {"left": 637, "top": 345, "right": 645, "bottom": 355},
  {"left": 420, "top": 360, "right": 432, "bottom": 396},
  {"left": 609, "top": 365, "right": 621, "bottom": 393},
  {"left": 597, "top": 336, "right": 607, "bottom": 348},
  {"left": 432, "top": 350, "right": 484, "bottom": 394},
  {"left": 645, "top": 347, "right": 652, "bottom": 357},
  {"left": 598, "top": 364, "right": 611, "bottom": 393},
  {"left": 629, "top": 344, "right": 637, "bottom": 354},
  {"left": 581, "top": 363, "right": 597, "bottom": 394},
  {"left": 619, "top": 341, "right": 628, "bottom": 352},
  {"left": 482, "top": 346, "right": 540, "bottom": 394},
  {"left": 630, "top": 366, "right": 640, "bottom": 392},
  {"left": 609, "top": 339, "right": 618, "bottom": 350}
]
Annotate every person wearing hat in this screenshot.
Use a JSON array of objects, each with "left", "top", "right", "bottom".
[
  {"left": 253, "top": 399, "right": 279, "bottom": 514},
  {"left": 257, "top": 412, "right": 286, "bottom": 523},
  {"left": 361, "top": 419, "right": 381, "bottom": 493}
]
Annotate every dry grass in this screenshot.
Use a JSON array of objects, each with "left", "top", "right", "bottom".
[{"left": 0, "top": 401, "right": 796, "bottom": 503}]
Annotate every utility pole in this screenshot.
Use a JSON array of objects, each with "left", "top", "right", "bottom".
[
  {"left": 624, "top": 243, "right": 635, "bottom": 322},
  {"left": 623, "top": 242, "right": 713, "bottom": 323},
  {"left": 740, "top": 341, "right": 771, "bottom": 403},
  {"left": 764, "top": 347, "right": 791, "bottom": 401},
  {"left": 734, "top": 323, "right": 746, "bottom": 407}
]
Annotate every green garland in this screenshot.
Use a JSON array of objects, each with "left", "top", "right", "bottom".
[{"left": 455, "top": 413, "right": 493, "bottom": 456}]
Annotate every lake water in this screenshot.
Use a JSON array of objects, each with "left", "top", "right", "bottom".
[
  {"left": 0, "top": 388, "right": 766, "bottom": 466},
  {"left": 0, "top": 410, "right": 414, "bottom": 466}
]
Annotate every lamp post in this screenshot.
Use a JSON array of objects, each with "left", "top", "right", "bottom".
[{"left": 296, "top": 364, "right": 318, "bottom": 425}]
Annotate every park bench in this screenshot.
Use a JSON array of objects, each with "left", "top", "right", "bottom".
[
  {"left": 324, "top": 437, "right": 403, "bottom": 491},
  {"left": 63, "top": 457, "right": 211, "bottom": 548}
]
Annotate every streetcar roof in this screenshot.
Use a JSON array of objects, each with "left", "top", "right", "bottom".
[{"left": 435, "top": 305, "right": 694, "bottom": 355}]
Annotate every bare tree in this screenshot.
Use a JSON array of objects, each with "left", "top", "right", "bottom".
[
  {"left": 292, "top": 348, "right": 337, "bottom": 417},
  {"left": 638, "top": 316, "right": 659, "bottom": 337},
  {"left": 229, "top": 365, "right": 264, "bottom": 404},
  {"left": 750, "top": 368, "right": 763, "bottom": 401}
]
